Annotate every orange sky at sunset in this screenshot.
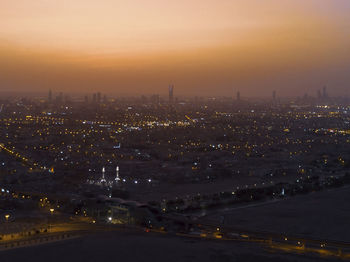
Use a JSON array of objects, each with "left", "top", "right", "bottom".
[{"left": 0, "top": 0, "right": 350, "bottom": 96}]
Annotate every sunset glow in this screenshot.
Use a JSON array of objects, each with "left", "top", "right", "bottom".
[{"left": 1, "top": 0, "right": 350, "bottom": 96}]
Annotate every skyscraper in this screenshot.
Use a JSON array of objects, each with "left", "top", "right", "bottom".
[
  {"left": 115, "top": 166, "right": 120, "bottom": 184},
  {"left": 100, "top": 167, "right": 107, "bottom": 184},
  {"left": 237, "top": 91, "right": 241, "bottom": 101},
  {"left": 169, "top": 85, "right": 174, "bottom": 104},
  {"left": 323, "top": 86, "right": 328, "bottom": 98}
]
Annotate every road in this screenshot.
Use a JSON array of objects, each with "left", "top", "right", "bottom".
[
  {"left": 161, "top": 213, "right": 350, "bottom": 259},
  {"left": 1, "top": 215, "right": 350, "bottom": 260},
  {"left": 0, "top": 220, "right": 145, "bottom": 251}
]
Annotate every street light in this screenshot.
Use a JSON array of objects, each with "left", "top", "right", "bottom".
[
  {"left": 5, "top": 214, "right": 10, "bottom": 222},
  {"left": 49, "top": 208, "right": 54, "bottom": 232}
]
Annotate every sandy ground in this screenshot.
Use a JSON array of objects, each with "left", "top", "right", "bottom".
[{"left": 205, "top": 186, "right": 350, "bottom": 242}]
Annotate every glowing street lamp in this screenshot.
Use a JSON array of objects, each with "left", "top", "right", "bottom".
[
  {"left": 5, "top": 214, "right": 10, "bottom": 221},
  {"left": 49, "top": 208, "right": 54, "bottom": 232}
]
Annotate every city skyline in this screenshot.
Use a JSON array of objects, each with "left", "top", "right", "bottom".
[{"left": 2, "top": 2, "right": 350, "bottom": 261}]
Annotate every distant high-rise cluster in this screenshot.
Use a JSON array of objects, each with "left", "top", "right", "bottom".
[
  {"left": 48, "top": 90, "right": 108, "bottom": 105},
  {"left": 90, "top": 92, "right": 107, "bottom": 104},
  {"left": 317, "top": 86, "right": 329, "bottom": 101},
  {"left": 47, "top": 90, "right": 68, "bottom": 104},
  {"left": 151, "top": 94, "right": 160, "bottom": 105}
]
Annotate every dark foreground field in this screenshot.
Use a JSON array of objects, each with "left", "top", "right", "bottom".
[
  {"left": 2, "top": 187, "right": 349, "bottom": 262},
  {"left": 206, "top": 186, "right": 350, "bottom": 242},
  {"left": 0, "top": 230, "right": 340, "bottom": 262}
]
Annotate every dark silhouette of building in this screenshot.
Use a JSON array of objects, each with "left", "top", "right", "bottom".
[
  {"left": 151, "top": 94, "right": 160, "bottom": 105},
  {"left": 169, "top": 85, "right": 174, "bottom": 104},
  {"left": 237, "top": 91, "right": 241, "bottom": 101},
  {"left": 317, "top": 86, "right": 329, "bottom": 102},
  {"left": 323, "top": 86, "right": 328, "bottom": 99},
  {"left": 48, "top": 89, "right": 52, "bottom": 103}
]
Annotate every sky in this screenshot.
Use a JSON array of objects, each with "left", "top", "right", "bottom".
[{"left": 0, "top": 0, "right": 350, "bottom": 97}]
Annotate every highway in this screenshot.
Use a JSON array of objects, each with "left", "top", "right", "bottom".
[
  {"left": 161, "top": 214, "right": 350, "bottom": 259},
  {"left": 0, "top": 142, "right": 45, "bottom": 171}
]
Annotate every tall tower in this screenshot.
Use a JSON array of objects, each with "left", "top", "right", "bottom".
[
  {"left": 323, "top": 86, "right": 327, "bottom": 98},
  {"left": 100, "top": 167, "right": 107, "bottom": 184},
  {"left": 169, "top": 85, "right": 174, "bottom": 104},
  {"left": 115, "top": 166, "right": 120, "bottom": 184}
]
